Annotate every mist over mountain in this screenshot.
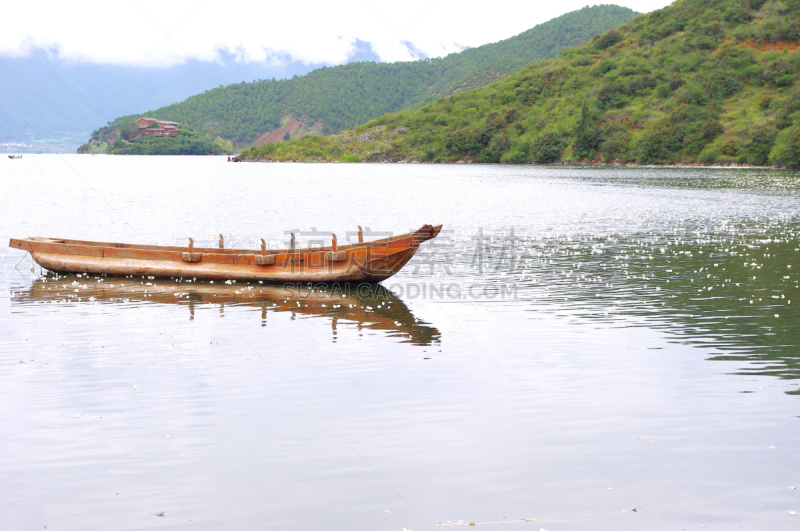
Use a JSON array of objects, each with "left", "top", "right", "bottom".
[{"left": 0, "top": 43, "right": 381, "bottom": 151}]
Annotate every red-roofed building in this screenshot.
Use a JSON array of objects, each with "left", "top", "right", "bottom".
[{"left": 135, "top": 118, "right": 179, "bottom": 138}]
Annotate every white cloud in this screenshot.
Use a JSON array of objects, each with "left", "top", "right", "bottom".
[{"left": 0, "top": 0, "right": 660, "bottom": 67}]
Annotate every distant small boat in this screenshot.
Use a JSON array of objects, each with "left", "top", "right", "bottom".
[
  {"left": 8, "top": 155, "right": 22, "bottom": 159},
  {"left": 9, "top": 224, "right": 443, "bottom": 283}
]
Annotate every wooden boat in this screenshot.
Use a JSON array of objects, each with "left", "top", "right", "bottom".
[
  {"left": 16, "top": 277, "right": 440, "bottom": 345},
  {"left": 8, "top": 154, "right": 22, "bottom": 159},
  {"left": 9, "top": 224, "right": 442, "bottom": 283}
]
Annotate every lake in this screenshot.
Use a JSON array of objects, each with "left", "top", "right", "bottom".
[{"left": 1, "top": 155, "right": 799, "bottom": 530}]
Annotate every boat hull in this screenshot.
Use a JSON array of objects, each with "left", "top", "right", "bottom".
[
  {"left": 10, "top": 225, "right": 441, "bottom": 283},
  {"left": 28, "top": 249, "right": 414, "bottom": 282}
]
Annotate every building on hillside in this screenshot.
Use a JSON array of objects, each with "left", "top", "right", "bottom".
[{"left": 135, "top": 118, "right": 179, "bottom": 138}]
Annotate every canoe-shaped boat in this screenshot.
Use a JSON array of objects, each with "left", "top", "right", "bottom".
[{"left": 9, "top": 224, "right": 442, "bottom": 283}]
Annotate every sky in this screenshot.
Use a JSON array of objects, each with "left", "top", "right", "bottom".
[{"left": 0, "top": 0, "right": 669, "bottom": 68}]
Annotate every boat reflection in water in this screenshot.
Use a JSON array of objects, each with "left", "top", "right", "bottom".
[{"left": 18, "top": 275, "right": 441, "bottom": 346}]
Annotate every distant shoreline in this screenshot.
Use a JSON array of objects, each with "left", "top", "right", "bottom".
[{"left": 238, "top": 158, "right": 790, "bottom": 170}]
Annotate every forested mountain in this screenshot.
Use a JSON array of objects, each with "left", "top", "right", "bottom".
[
  {"left": 79, "top": 5, "right": 638, "bottom": 153},
  {"left": 241, "top": 0, "right": 800, "bottom": 167}
]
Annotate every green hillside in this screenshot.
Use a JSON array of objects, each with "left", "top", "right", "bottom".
[
  {"left": 78, "top": 5, "right": 637, "bottom": 153},
  {"left": 241, "top": 0, "right": 800, "bottom": 167}
]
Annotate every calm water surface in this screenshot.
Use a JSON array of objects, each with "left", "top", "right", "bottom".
[{"left": 1, "top": 155, "right": 799, "bottom": 530}]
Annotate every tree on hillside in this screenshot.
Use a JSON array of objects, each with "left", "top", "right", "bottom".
[
  {"left": 204, "top": 121, "right": 220, "bottom": 139},
  {"left": 574, "top": 100, "right": 598, "bottom": 159},
  {"left": 118, "top": 120, "right": 138, "bottom": 140}
]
